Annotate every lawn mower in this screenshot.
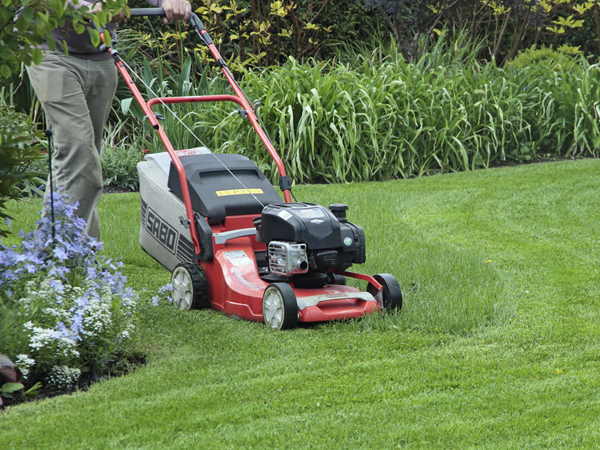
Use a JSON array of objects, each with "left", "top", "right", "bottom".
[{"left": 104, "top": 8, "right": 402, "bottom": 329}]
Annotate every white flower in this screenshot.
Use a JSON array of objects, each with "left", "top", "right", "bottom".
[
  {"left": 45, "top": 365, "right": 81, "bottom": 390},
  {"left": 15, "top": 354, "right": 36, "bottom": 380}
]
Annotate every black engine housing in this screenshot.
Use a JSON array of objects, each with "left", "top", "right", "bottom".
[{"left": 255, "top": 202, "right": 366, "bottom": 273}]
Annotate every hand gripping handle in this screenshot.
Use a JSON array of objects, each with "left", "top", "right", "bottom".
[{"left": 127, "top": 8, "right": 207, "bottom": 35}]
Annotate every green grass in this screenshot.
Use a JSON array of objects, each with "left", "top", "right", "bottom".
[{"left": 2, "top": 159, "right": 600, "bottom": 448}]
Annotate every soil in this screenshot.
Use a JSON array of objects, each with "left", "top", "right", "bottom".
[
  {"left": 0, "top": 352, "right": 146, "bottom": 411},
  {"left": 103, "top": 185, "right": 137, "bottom": 194}
]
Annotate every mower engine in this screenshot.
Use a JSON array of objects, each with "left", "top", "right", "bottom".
[{"left": 255, "top": 202, "right": 366, "bottom": 287}]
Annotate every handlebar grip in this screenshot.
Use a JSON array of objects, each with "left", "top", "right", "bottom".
[{"left": 129, "top": 8, "right": 166, "bottom": 17}]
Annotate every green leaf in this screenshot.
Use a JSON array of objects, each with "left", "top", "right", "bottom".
[
  {"left": 73, "top": 21, "right": 85, "bottom": 34},
  {"left": 0, "top": 65, "right": 11, "bottom": 78},
  {"left": 47, "top": 34, "right": 57, "bottom": 51},
  {"left": 58, "top": 40, "right": 69, "bottom": 54},
  {"left": 49, "top": 0, "right": 65, "bottom": 17},
  {"left": 31, "top": 48, "right": 43, "bottom": 66},
  {"left": 15, "top": 15, "right": 28, "bottom": 33},
  {"left": 87, "top": 28, "right": 100, "bottom": 47},
  {"left": 36, "top": 12, "right": 48, "bottom": 31},
  {"left": 103, "top": 29, "right": 112, "bottom": 47},
  {"left": 121, "top": 98, "right": 133, "bottom": 116},
  {"left": 22, "top": 7, "right": 34, "bottom": 22},
  {"left": 1, "top": 383, "right": 24, "bottom": 394},
  {"left": 24, "top": 382, "right": 42, "bottom": 397}
]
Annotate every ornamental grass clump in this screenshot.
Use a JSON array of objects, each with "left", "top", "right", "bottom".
[{"left": 0, "top": 193, "right": 138, "bottom": 393}]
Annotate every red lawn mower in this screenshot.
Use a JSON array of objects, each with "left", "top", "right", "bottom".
[{"left": 104, "top": 8, "right": 402, "bottom": 329}]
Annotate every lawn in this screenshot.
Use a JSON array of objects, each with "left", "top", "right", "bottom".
[{"left": 2, "top": 159, "right": 600, "bottom": 449}]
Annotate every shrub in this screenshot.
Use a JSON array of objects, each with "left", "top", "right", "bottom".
[
  {"left": 101, "top": 145, "right": 144, "bottom": 192},
  {"left": 507, "top": 45, "right": 580, "bottom": 73},
  {"left": 0, "top": 193, "right": 138, "bottom": 388},
  {"left": 101, "top": 123, "right": 145, "bottom": 192},
  {"left": 0, "top": 104, "right": 43, "bottom": 236}
]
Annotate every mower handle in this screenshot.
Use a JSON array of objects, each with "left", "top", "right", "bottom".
[
  {"left": 128, "top": 8, "right": 207, "bottom": 34},
  {"left": 129, "top": 8, "right": 166, "bottom": 17}
]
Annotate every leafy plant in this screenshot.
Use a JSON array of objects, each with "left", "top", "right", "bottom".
[
  {"left": 507, "top": 45, "right": 580, "bottom": 73},
  {"left": 0, "top": 0, "right": 128, "bottom": 79},
  {"left": 0, "top": 354, "right": 22, "bottom": 407},
  {"left": 101, "top": 122, "right": 145, "bottom": 191},
  {"left": 0, "top": 103, "right": 44, "bottom": 236},
  {"left": 110, "top": 27, "right": 599, "bottom": 188}
]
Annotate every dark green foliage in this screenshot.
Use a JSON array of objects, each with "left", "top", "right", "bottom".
[
  {"left": 0, "top": 107, "right": 43, "bottom": 236},
  {"left": 312, "top": 0, "right": 382, "bottom": 50},
  {"left": 100, "top": 122, "right": 146, "bottom": 192},
  {"left": 0, "top": 0, "right": 128, "bottom": 79},
  {"left": 101, "top": 145, "right": 144, "bottom": 192}
]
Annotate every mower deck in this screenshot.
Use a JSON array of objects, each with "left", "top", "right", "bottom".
[{"left": 203, "top": 232, "right": 379, "bottom": 323}]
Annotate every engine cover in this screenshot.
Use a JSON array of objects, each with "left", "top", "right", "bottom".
[{"left": 255, "top": 202, "right": 366, "bottom": 272}]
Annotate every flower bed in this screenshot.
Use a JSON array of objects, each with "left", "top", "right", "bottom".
[{"left": 0, "top": 193, "right": 140, "bottom": 406}]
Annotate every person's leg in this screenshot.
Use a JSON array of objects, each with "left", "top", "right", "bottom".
[
  {"left": 27, "top": 52, "right": 116, "bottom": 240},
  {"left": 81, "top": 58, "right": 118, "bottom": 238}
]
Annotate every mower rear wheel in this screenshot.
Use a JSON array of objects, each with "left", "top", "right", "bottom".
[
  {"left": 171, "top": 262, "right": 209, "bottom": 310},
  {"left": 367, "top": 274, "right": 402, "bottom": 311},
  {"left": 262, "top": 283, "right": 298, "bottom": 330}
]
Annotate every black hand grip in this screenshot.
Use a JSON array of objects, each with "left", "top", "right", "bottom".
[{"left": 129, "top": 8, "right": 166, "bottom": 17}]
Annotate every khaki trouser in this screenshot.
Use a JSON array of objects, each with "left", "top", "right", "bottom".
[{"left": 27, "top": 51, "right": 118, "bottom": 240}]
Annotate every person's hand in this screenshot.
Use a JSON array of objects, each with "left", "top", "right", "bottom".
[
  {"left": 91, "top": 2, "right": 127, "bottom": 23},
  {"left": 110, "top": 9, "right": 127, "bottom": 23},
  {"left": 161, "top": 0, "right": 192, "bottom": 23}
]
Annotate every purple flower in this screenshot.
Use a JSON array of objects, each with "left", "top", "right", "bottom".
[
  {"left": 70, "top": 314, "right": 84, "bottom": 338},
  {"left": 87, "top": 267, "right": 97, "bottom": 279},
  {"left": 48, "top": 265, "right": 70, "bottom": 278},
  {"left": 49, "top": 279, "right": 64, "bottom": 290},
  {"left": 24, "top": 263, "right": 38, "bottom": 274}
]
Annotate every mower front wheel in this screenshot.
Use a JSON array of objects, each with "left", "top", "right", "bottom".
[
  {"left": 171, "top": 262, "right": 210, "bottom": 310},
  {"left": 367, "top": 274, "right": 402, "bottom": 311},
  {"left": 262, "top": 283, "right": 298, "bottom": 330}
]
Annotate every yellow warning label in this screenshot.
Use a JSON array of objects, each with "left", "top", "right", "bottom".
[{"left": 216, "top": 188, "right": 264, "bottom": 197}]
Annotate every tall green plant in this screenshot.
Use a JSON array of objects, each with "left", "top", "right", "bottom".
[
  {"left": 113, "top": 31, "right": 599, "bottom": 186},
  {"left": 0, "top": 102, "right": 43, "bottom": 236},
  {"left": 119, "top": 53, "right": 230, "bottom": 153}
]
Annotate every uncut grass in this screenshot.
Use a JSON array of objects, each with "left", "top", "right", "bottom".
[{"left": 3, "top": 160, "right": 600, "bottom": 448}]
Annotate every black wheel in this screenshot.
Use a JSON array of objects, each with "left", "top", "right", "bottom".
[
  {"left": 171, "top": 262, "right": 210, "bottom": 310},
  {"left": 262, "top": 283, "right": 299, "bottom": 330},
  {"left": 367, "top": 274, "right": 402, "bottom": 311}
]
